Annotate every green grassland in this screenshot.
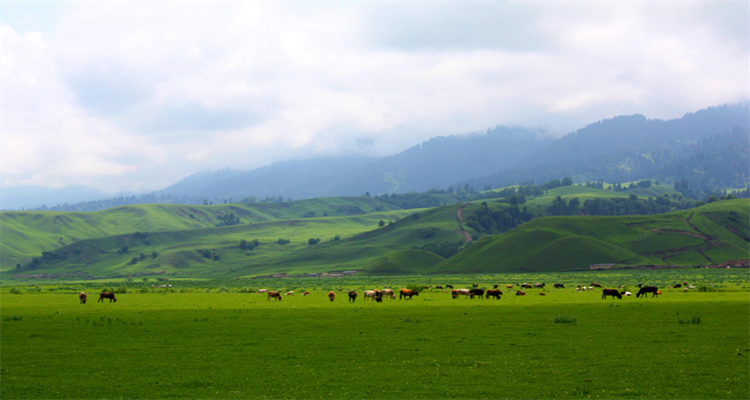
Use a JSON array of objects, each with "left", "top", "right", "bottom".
[
  {"left": 3, "top": 193, "right": 746, "bottom": 279},
  {"left": 1, "top": 270, "right": 748, "bottom": 399},
  {"left": 0, "top": 197, "right": 402, "bottom": 270},
  {"left": 432, "top": 199, "right": 749, "bottom": 274}
]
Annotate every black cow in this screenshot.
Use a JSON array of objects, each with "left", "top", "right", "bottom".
[
  {"left": 636, "top": 286, "right": 659, "bottom": 298},
  {"left": 469, "top": 288, "right": 485, "bottom": 299},
  {"left": 602, "top": 288, "right": 622, "bottom": 299},
  {"left": 348, "top": 291, "right": 358, "bottom": 303},
  {"left": 553, "top": 283, "right": 565, "bottom": 289}
]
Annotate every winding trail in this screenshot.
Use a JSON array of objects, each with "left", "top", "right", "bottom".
[
  {"left": 645, "top": 213, "right": 720, "bottom": 263},
  {"left": 456, "top": 204, "right": 472, "bottom": 243}
]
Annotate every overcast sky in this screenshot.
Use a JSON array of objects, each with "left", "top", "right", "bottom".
[{"left": 2, "top": 1, "right": 748, "bottom": 195}]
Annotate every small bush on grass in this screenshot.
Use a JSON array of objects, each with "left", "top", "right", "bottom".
[
  {"left": 678, "top": 315, "right": 702, "bottom": 325},
  {"left": 553, "top": 316, "right": 577, "bottom": 324}
]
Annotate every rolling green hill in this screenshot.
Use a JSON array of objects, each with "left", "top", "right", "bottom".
[
  {"left": 429, "top": 199, "right": 749, "bottom": 274},
  {"left": 0, "top": 197, "right": 401, "bottom": 270},
  {"left": 4, "top": 193, "right": 746, "bottom": 278}
]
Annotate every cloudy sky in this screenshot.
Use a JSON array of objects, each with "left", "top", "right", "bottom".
[{"left": 2, "top": 1, "right": 747, "bottom": 198}]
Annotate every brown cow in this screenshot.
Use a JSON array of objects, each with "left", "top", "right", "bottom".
[
  {"left": 348, "top": 291, "right": 358, "bottom": 303},
  {"left": 302, "top": 291, "right": 310, "bottom": 296},
  {"left": 399, "top": 289, "right": 419, "bottom": 299},
  {"left": 602, "top": 289, "right": 622, "bottom": 299},
  {"left": 267, "top": 291, "right": 282, "bottom": 301},
  {"left": 486, "top": 289, "right": 502, "bottom": 299},
  {"left": 506, "top": 284, "right": 514, "bottom": 289},
  {"left": 591, "top": 282, "right": 602, "bottom": 288},
  {"left": 98, "top": 292, "right": 116, "bottom": 303},
  {"left": 382, "top": 289, "right": 396, "bottom": 299},
  {"left": 521, "top": 283, "right": 533, "bottom": 289},
  {"left": 79, "top": 292, "right": 87, "bottom": 304},
  {"left": 515, "top": 290, "right": 526, "bottom": 296},
  {"left": 539, "top": 292, "right": 546, "bottom": 296},
  {"left": 328, "top": 291, "right": 336, "bottom": 301}
]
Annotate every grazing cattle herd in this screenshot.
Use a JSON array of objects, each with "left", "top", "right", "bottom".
[{"left": 80, "top": 281, "right": 695, "bottom": 305}]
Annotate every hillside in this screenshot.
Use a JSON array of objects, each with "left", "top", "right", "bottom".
[
  {"left": 0, "top": 197, "right": 401, "bottom": 270},
  {"left": 430, "top": 199, "right": 749, "bottom": 274}
]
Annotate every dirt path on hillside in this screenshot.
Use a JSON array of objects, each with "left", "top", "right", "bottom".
[
  {"left": 645, "top": 213, "right": 720, "bottom": 263},
  {"left": 456, "top": 204, "right": 472, "bottom": 243}
]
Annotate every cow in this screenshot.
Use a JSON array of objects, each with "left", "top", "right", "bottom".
[
  {"left": 257, "top": 289, "right": 268, "bottom": 293},
  {"left": 506, "top": 284, "right": 514, "bottom": 289},
  {"left": 655, "top": 290, "right": 662, "bottom": 296},
  {"left": 328, "top": 291, "right": 336, "bottom": 302},
  {"left": 636, "top": 286, "right": 659, "bottom": 298},
  {"left": 602, "top": 288, "right": 622, "bottom": 299},
  {"left": 673, "top": 283, "right": 682, "bottom": 288},
  {"left": 553, "top": 283, "right": 565, "bottom": 289},
  {"left": 302, "top": 291, "right": 310, "bottom": 296},
  {"left": 621, "top": 291, "right": 632, "bottom": 296},
  {"left": 285, "top": 291, "right": 294, "bottom": 296},
  {"left": 399, "top": 289, "right": 419, "bottom": 300},
  {"left": 469, "top": 288, "right": 485, "bottom": 299},
  {"left": 533, "top": 283, "right": 545, "bottom": 289},
  {"left": 445, "top": 284, "right": 454, "bottom": 289},
  {"left": 435, "top": 286, "right": 444, "bottom": 289},
  {"left": 382, "top": 289, "right": 396, "bottom": 299},
  {"left": 374, "top": 291, "right": 384, "bottom": 303},
  {"left": 267, "top": 291, "right": 282, "bottom": 301},
  {"left": 591, "top": 282, "right": 602, "bottom": 288},
  {"left": 521, "top": 283, "right": 533, "bottom": 289},
  {"left": 451, "top": 289, "right": 471, "bottom": 299},
  {"left": 539, "top": 292, "right": 546, "bottom": 296},
  {"left": 493, "top": 284, "right": 499, "bottom": 289},
  {"left": 98, "top": 292, "right": 116, "bottom": 303},
  {"left": 364, "top": 290, "right": 380, "bottom": 301},
  {"left": 486, "top": 289, "right": 502, "bottom": 299},
  {"left": 472, "top": 284, "right": 479, "bottom": 288},
  {"left": 79, "top": 292, "right": 87, "bottom": 304},
  {"left": 348, "top": 291, "right": 357, "bottom": 303},
  {"left": 516, "top": 290, "right": 526, "bottom": 296}
]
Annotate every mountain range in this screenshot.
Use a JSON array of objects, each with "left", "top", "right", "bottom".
[{"left": 7, "top": 103, "right": 748, "bottom": 211}]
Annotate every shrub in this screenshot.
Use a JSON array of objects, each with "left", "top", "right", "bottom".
[
  {"left": 678, "top": 315, "right": 702, "bottom": 325},
  {"left": 553, "top": 316, "right": 577, "bottom": 323},
  {"left": 9, "top": 287, "right": 22, "bottom": 295}
]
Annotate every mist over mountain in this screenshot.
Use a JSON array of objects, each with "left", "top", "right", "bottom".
[
  {"left": 458, "top": 104, "right": 749, "bottom": 190},
  {"left": 9, "top": 103, "right": 748, "bottom": 212}
]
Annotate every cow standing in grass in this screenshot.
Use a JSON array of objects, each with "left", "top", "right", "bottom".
[
  {"left": 486, "top": 289, "right": 502, "bottom": 299},
  {"left": 636, "top": 286, "right": 659, "bottom": 298},
  {"left": 602, "top": 289, "right": 622, "bottom": 299},
  {"left": 382, "top": 289, "right": 396, "bottom": 299},
  {"left": 399, "top": 289, "right": 419, "bottom": 300},
  {"left": 98, "top": 292, "right": 116, "bottom": 303},
  {"left": 348, "top": 291, "right": 358, "bottom": 303},
  {"left": 79, "top": 292, "right": 87, "bottom": 304},
  {"left": 328, "top": 291, "right": 336, "bottom": 302},
  {"left": 267, "top": 291, "right": 282, "bottom": 301}
]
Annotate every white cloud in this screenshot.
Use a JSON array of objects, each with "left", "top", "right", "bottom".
[{"left": 1, "top": 2, "right": 747, "bottom": 195}]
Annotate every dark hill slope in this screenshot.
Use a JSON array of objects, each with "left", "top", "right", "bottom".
[{"left": 430, "top": 199, "right": 749, "bottom": 274}]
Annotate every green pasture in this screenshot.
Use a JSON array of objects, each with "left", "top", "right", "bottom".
[
  {"left": 2, "top": 271, "right": 748, "bottom": 399},
  {"left": 433, "top": 200, "right": 749, "bottom": 274},
  {"left": 0, "top": 197, "right": 401, "bottom": 270}
]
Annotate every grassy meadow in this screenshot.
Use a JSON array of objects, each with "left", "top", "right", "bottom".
[{"left": 2, "top": 270, "right": 748, "bottom": 399}]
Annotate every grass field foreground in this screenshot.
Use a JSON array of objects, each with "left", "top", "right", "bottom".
[{"left": 2, "top": 274, "right": 748, "bottom": 399}]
